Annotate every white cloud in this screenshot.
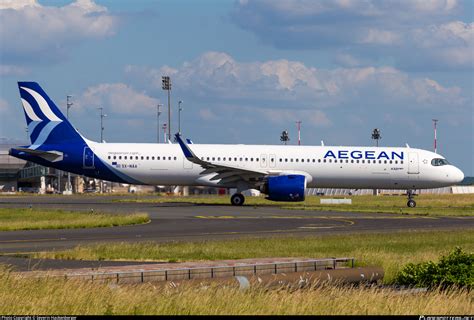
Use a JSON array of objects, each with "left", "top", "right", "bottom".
[
  {"left": 258, "top": 108, "right": 332, "bottom": 127},
  {"left": 78, "top": 83, "right": 159, "bottom": 115},
  {"left": 232, "top": 0, "right": 472, "bottom": 70},
  {"left": 125, "top": 51, "right": 466, "bottom": 122},
  {"left": 0, "top": 65, "right": 28, "bottom": 76},
  {"left": 0, "top": 98, "right": 10, "bottom": 113},
  {"left": 0, "top": 0, "right": 118, "bottom": 63},
  {"left": 199, "top": 108, "right": 218, "bottom": 121}
]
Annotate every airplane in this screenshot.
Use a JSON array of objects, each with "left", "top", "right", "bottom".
[{"left": 9, "top": 82, "right": 464, "bottom": 208}]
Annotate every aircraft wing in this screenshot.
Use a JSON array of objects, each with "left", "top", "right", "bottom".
[{"left": 175, "top": 134, "right": 269, "bottom": 186}]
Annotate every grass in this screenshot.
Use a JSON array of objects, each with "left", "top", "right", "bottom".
[
  {"left": 0, "top": 271, "right": 471, "bottom": 315},
  {"left": 116, "top": 194, "right": 474, "bottom": 216},
  {"left": 0, "top": 208, "right": 150, "bottom": 231},
  {"left": 32, "top": 230, "right": 474, "bottom": 283}
]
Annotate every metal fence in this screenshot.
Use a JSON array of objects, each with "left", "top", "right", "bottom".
[{"left": 59, "top": 257, "right": 355, "bottom": 284}]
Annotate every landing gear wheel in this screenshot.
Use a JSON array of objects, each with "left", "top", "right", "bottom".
[
  {"left": 231, "top": 193, "right": 245, "bottom": 206},
  {"left": 407, "top": 199, "right": 416, "bottom": 208}
]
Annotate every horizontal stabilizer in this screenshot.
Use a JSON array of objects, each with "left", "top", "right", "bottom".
[{"left": 11, "top": 147, "right": 63, "bottom": 162}]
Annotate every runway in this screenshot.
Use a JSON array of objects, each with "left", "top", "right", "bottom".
[{"left": 1, "top": 195, "right": 473, "bottom": 256}]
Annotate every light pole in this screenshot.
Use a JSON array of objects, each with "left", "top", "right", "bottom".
[
  {"left": 295, "top": 121, "right": 302, "bottom": 145},
  {"left": 178, "top": 100, "right": 183, "bottom": 134},
  {"left": 371, "top": 128, "right": 381, "bottom": 147},
  {"left": 432, "top": 119, "right": 438, "bottom": 153},
  {"left": 280, "top": 130, "right": 290, "bottom": 145},
  {"left": 67, "top": 95, "right": 73, "bottom": 119},
  {"left": 162, "top": 123, "right": 168, "bottom": 143},
  {"left": 157, "top": 103, "right": 162, "bottom": 143},
  {"left": 66, "top": 95, "right": 73, "bottom": 192},
  {"left": 162, "top": 76, "right": 171, "bottom": 142},
  {"left": 98, "top": 107, "right": 107, "bottom": 142}
]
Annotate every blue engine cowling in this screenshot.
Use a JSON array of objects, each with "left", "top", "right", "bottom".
[{"left": 264, "top": 174, "right": 306, "bottom": 202}]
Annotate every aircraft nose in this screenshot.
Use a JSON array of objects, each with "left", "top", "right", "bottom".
[
  {"left": 451, "top": 167, "right": 464, "bottom": 184},
  {"left": 456, "top": 168, "right": 464, "bottom": 182}
]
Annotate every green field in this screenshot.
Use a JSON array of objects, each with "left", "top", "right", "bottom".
[
  {"left": 116, "top": 194, "right": 474, "bottom": 216},
  {"left": 0, "top": 270, "right": 470, "bottom": 315},
  {"left": 0, "top": 208, "right": 150, "bottom": 231},
  {"left": 32, "top": 230, "right": 474, "bottom": 283}
]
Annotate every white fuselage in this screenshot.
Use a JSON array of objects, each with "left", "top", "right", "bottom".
[{"left": 90, "top": 142, "right": 464, "bottom": 190}]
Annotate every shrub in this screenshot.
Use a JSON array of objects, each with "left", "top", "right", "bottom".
[{"left": 395, "top": 247, "right": 473, "bottom": 288}]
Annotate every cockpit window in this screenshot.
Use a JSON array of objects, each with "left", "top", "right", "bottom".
[{"left": 431, "top": 158, "right": 449, "bottom": 166}]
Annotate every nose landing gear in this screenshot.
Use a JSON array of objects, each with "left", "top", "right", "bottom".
[{"left": 407, "top": 190, "right": 416, "bottom": 208}]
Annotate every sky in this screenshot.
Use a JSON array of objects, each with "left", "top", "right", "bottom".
[{"left": 0, "top": 0, "right": 472, "bottom": 175}]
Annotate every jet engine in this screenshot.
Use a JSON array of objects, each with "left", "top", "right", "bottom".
[{"left": 261, "top": 174, "right": 306, "bottom": 202}]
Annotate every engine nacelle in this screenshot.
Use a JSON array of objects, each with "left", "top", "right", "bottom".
[{"left": 262, "top": 174, "right": 306, "bottom": 202}]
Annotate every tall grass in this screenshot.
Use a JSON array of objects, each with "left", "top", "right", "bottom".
[
  {"left": 0, "top": 208, "right": 150, "bottom": 231},
  {"left": 32, "top": 230, "right": 474, "bottom": 283},
  {"left": 117, "top": 194, "right": 474, "bottom": 216},
  {"left": 0, "top": 270, "right": 471, "bottom": 315}
]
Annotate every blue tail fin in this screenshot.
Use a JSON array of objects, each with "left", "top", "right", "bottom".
[{"left": 18, "top": 82, "right": 85, "bottom": 149}]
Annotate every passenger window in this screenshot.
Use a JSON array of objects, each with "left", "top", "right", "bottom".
[
  {"left": 108, "top": 156, "right": 111, "bottom": 160},
  {"left": 312, "top": 159, "right": 315, "bottom": 163},
  {"left": 285, "top": 159, "right": 288, "bottom": 162},
  {"left": 234, "top": 157, "right": 237, "bottom": 161},
  {"left": 279, "top": 159, "right": 282, "bottom": 162},
  {"left": 256, "top": 158, "right": 259, "bottom": 162},
  {"left": 384, "top": 160, "right": 387, "bottom": 164},
  {"left": 240, "top": 157, "right": 243, "bottom": 161},
  {"left": 291, "top": 159, "right": 294, "bottom": 162},
  {"left": 351, "top": 160, "right": 354, "bottom": 163},
  {"left": 323, "top": 159, "right": 326, "bottom": 163},
  {"left": 218, "top": 157, "right": 221, "bottom": 161},
  {"left": 168, "top": 157, "right": 171, "bottom": 160},
  {"left": 157, "top": 156, "right": 160, "bottom": 160},
  {"left": 141, "top": 156, "right": 144, "bottom": 160},
  {"left": 389, "top": 160, "right": 393, "bottom": 164},
  {"left": 174, "top": 157, "right": 177, "bottom": 160},
  {"left": 113, "top": 156, "right": 116, "bottom": 160},
  {"left": 356, "top": 160, "right": 359, "bottom": 163},
  {"left": 296, "top": 159, "right": 299, "bottom": 162},
  {"left": 223, "top": 157, "right": 226, "bottom": 161},
  {"left": 379, "top": 160, "right": 382, "bottom": 164},
  {"left": 318, "top": 159, "right": 321, "bottom": 163}
]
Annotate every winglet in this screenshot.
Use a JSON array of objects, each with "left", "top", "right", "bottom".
[{"left": 175, "top": 133, "right": 195, "bottom": 159}]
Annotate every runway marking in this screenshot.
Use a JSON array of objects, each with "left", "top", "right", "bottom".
[
  {"left": 299, "top": 226, "right": 335, "bottom": 229},
  {"left": 0, "top": 238, "right": 64, "bottom": 243}
]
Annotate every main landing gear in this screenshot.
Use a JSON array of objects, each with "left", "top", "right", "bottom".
[
  {"left": 407, "top": 190, "right": 416, "bottom": 208},
  {"left": 231, "top": 193, "right": 245, "bottom": 206}
]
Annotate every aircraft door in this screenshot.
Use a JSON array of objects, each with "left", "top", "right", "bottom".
[
  {"left": 83, "top": 147, "right": 95, "bottom": 169},
  {"left": 260, "top": 154, "right": 267, "bottom": 168},
  {"left": 408, "top": 152, "right": 419, "bottom": 174}
]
